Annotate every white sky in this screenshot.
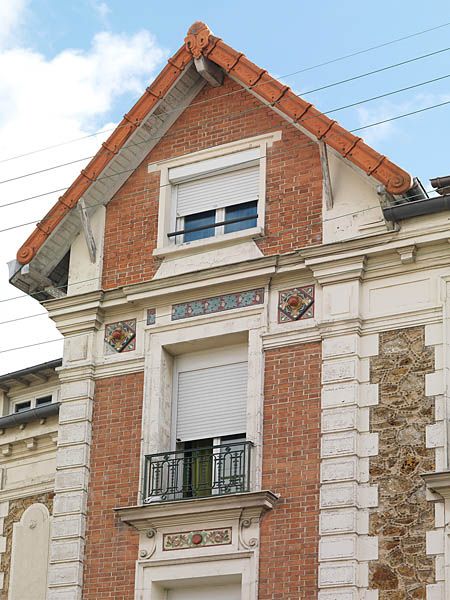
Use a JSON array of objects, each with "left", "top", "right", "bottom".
[{"left": 0, "top": 0, "right": 166, "bottom": 374}]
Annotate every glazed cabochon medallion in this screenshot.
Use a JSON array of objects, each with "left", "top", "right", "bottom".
[
  {"left": 104, "top": 319, "right": 136, "bottom": 353},
  {"left": 163, "top": 527, "right": 232, "bottom": 551},
  {"left": 278, "top": 286, "right": 314, "bottom": 322}
]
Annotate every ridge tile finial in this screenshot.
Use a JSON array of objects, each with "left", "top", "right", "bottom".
[{"left": 185, "top": 21, "right": 212, "bottom": 58}]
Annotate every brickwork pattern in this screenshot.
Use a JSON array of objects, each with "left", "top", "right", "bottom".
[
  {"left": 102, "top": 76, "right": 322, "bottom": 290},
  {"left": 83, "top": 373, "right": 144, "bottom": 600},
  {"left": 0, "top": 492, "right": 53, "bottom": 600},
  {"left": 369, "top": 327, "right": 435, "bottom": 599},
  {"left": 260, "top": 342, "right": 321, "bottom": 600}
]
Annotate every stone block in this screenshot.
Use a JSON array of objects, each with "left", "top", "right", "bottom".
[
  {"left": 322, "top": 432, "right": 357, "bottom": 458},
  {"left": 0, "top": 502, "right": 9, "bottom": 518},
  {"left": 51, "top": 515, "right": 86, "bottom": 539},
  {"left": 357, "top": 485, "right": 378, "bottom": 509},
  {"left": 358, "top": 535, "right": 378, "bottom": 561},
  {"left": 60, "top": 380, "right": 94, "bottom": 401},
  {"left": 322, "top": 383, "right": 359, "bottom": 409},
  {"left": 58, "top": 422, "right": 91, "bottom": 446},
  {"left": 319, "top": 535, "right": 357, "bottom": 561},
  {"left": 55, "top": 468, "right": 88, "bottom": 493},
  {"left": 322, "top": 407, "right": 358, "bottom": 433},
  {"left": 425, "top": 371, "right": 444, "bottom": 396},
  {"left": 59, "top": 400, "right": 92, "bottom": 424},
  {"left": 424, "top": 323, "right": 443, "bottom": 346},
  {"left": 426, "top": 423, "right": 445, "bottom": 449},
  {"left": 426, "top": 530, "right": 444, "bottom": 555},
  {"left": 320, "top": 483, "right": 358, "bottom": 509},
  {"left": 0, "top": 536, "right": 5, "bottom": 553},
  {"left": 323, "top": 335, "right": 358, "bottom": 359},
  {"left": 48, "top": 562, "right": 83, "bottom": 586},
  {"left": 318, "top": 590, "right": 357, "bottom": 600},
  {"left": 426, "top": 582, "right": 444, "bottom": 600},
  {"left": 322, "top": 359, "right": 358, "bottom": 384},
  {"left": 358, "top": 433, "right": 378, "bottom": 457},
  {"left": 320, "top": 509, "right": 357, "bottom": 535},
  {"left": 47, "top": 587, "right": 81, "bottom": 600},
  {"left": 50, "top": 539, "right": 83, "bottom": 563},
  {"left": 359, "top": 333, "right": 379, "bottom": 357},
  {"left": 321, "top": 457, "right": 358, "bottom": 483},
  {"left": 56, "top": 445, "right": 89, "bottom": 469},
  {"left": 53, "top": 492, "right": 87, "bottom": 516},
  {"left": 319, "top": 561, "right": 358, "bottom": 587},
  {"left": 358, "top": 383, "right": 379, "bottom": 407}
]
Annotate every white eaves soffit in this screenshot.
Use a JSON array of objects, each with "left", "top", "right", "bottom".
[{"left": 10, "top": 61, "right": 205, "bottom": 294}]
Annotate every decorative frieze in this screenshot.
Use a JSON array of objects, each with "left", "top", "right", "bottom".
[
  {"left": 163, "top": 527, "right": 232, "bottom": 551},
  {"left": 104, "top": 319, "right": 136, "bottom": 353},
  {"left": 171, "top": 288, "right": 264, "bottom": 320},
  {"left": 277, "top": 285, "right": 314, "bottom": 322}
]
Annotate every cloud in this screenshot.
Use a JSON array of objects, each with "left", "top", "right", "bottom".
[
  {"left": 90, "top": 1, "right": 111, "bottom": 25},
  {"left": 0, "top": 23, "right": 166, "bottom": 373},
  {"left": 0, "top": 0, "right": 28, "bottom": 48}
]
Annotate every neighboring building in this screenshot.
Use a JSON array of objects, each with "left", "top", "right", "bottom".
[
  {"left": 0, "top": 360, "right": 60, "bottom": 600},
  {"left": 5, "top": 20, "right": 450, "bottom": 600}
]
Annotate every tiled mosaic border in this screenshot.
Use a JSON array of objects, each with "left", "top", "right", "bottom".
[{"left": 172, "top": 288, "right": 265, "bottom": 321}]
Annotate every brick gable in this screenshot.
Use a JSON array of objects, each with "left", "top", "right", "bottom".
[{"left": 102, "top": 76, "right": 322, "bottom": 290}]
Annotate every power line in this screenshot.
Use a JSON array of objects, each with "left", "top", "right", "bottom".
[
  {"left": 1, "top": 94, "right": 449, "bottom": 234},
  {"left": 1, "top": 19, "right": 449, "bottom": 168},
  {"left": 1, "top": 66, "right": 449, "bottom": 201},
  {"left": 301, "top": 45, "right": 450, "bottom": 95}
]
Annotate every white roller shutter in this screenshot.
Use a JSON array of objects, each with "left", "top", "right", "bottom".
[
  {"left": 176, "top": 361, "right": 248, "bottom": 441},
  {"left": 175, "top": 165, "right": 259, "bottom": 217}
]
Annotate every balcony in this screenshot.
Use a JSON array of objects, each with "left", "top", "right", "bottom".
[{"left": 143, "top": 441, "right": 253, "bottom": 503}]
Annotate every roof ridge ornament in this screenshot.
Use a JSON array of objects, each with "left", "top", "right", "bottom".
[{"left": 185, "top": 21, "right": 212, "bottom": 58}]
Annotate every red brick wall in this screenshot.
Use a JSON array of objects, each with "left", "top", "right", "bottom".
[
  {"left": 83, "top": 373, "right": 144, "bottom": 600},
  {"left": 102, "top": 76, "right": 322, "bottom": 290},
  {"left": 260, "top": 342, "right": 321, "bottom": 600}
]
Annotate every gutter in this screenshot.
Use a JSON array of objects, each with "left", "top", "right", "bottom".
[
  {"left": 0, "top": 402, "right": 60, "bottom": 430},
  {"left": 383, "top": 194, "right": 450, "bottom": 222}
]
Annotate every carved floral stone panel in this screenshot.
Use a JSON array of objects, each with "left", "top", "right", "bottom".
[
  {"left": 278, "top": 286, "right": 314, "bottom": 322},
  {"left": 369, "top": 327, "right": 435, "bottom": 599},
  {"left": 104, "top": 319, "right": 136, "bottom": 353},
  {"left": 163, "top": 527, "right": 232, "bottom": 551}
]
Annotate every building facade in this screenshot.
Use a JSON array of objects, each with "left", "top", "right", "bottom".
[{"left": 5, "top": 20, "right": 450, "bottom": 600}]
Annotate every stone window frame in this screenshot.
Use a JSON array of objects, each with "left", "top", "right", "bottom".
[{"left": 149, "top": 131, "right": 281, "bottom": 259}]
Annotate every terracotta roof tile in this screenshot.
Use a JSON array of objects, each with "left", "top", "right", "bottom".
[{"left": 16, "top": 21, "right": 413, "bottom": 266}]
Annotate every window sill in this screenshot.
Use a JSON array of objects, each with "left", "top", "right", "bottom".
[{"left": 153, "top": 226, "right": 264, "bottom": 259}]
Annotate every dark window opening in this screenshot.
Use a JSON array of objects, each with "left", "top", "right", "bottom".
[
  {"left": 36, "top": 395, "right": 52, "bottom": 407},
  {"left": 224, "top": 201, "right": 257, "bottom": 233},
  {"left": 15, "top": 401, "right": 31, "bottom": 413},
  {"left": 183, "top": 210, "right": 216, "bottom": 242}
]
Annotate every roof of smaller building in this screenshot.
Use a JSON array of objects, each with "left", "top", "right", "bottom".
[{"left": 0, "top": 358, "right": 62, "bottom": 388}]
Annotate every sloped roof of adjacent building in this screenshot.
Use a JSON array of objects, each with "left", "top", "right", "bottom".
[{"left": 14, "top": 21, "right": 413, "bottom": 270}]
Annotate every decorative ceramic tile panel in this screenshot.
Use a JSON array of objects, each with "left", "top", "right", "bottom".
[
  {"left": 172, "top": 288, "right": 264, "bottom": 320},
  {"left": 163, "top": 527, "right": 232, "bottom": 551},
  {"left": 104, "top": 319, "right": 136, "bottom": 353},
  {"left": 278, "top": 286, "right": 314, "bottom": 322},
  {"left": 146, "top": 309, "right": 156, "bottom": 325}
]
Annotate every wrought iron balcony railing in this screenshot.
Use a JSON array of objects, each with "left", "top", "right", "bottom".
[{"left": 143, "top": 441, "right": 253, "bottom": 503}]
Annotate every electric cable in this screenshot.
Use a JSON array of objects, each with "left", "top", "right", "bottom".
[
  {"left": 1, "top": 42, "right": 450, "bottom": 187},
  {"left": 1, "top": 68, "right": 449, "bottom": 211},
  {"left": 1, "top": 18, "right": 449, "bottom": 166}
]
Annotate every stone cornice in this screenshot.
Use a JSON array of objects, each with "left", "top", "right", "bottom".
[
  {"left": 115, "top": 490, "right": 279, "bottom": 531},
  {"left": 422, "top": 471, "right": 450, "bottom": 500}
]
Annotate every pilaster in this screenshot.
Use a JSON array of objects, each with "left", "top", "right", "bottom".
[
  {"left": 45, "top": 294, "right": 102, "bottom": 600},
  {"left": 312, "top": 258, "right": 379, "bottom": 600}
]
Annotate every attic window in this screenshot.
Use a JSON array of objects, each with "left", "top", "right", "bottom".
[
  {"left": 168, "top": 152, "right": 260, "bottom": 243},
  {"left": 151, "top": 131, "right": 282, "bottom": 257}
]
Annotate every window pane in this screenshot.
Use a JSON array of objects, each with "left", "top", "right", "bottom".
[
  {"left": 36, "top": 396, "right": 52, "bottom": 406},
  {"left": 224, "top": 201, "right": 257, "bottom": 233},
  {"left": 15, "top": 401, "right": 31, "bottom": 413},
  {"left": 184, "top": 210, "right": 215, "bottom": 242}
]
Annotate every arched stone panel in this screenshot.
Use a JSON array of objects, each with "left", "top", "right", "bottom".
[{"left": 8, "top": 503, "right": 50, "bottom": 600}]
